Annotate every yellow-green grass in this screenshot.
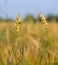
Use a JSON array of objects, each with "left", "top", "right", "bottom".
[{"left": 0, "top": 21, "right": 58, "bottom": 65}]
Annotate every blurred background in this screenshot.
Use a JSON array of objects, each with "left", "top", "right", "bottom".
[
  {"left": 0, "top": 1, "right": 58, "bottom": 65},
  {"left": 0, "top": 0, "right": 58, "bottom": 22}
]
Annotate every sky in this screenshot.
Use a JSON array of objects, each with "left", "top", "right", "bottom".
[{"left": 0, "top": 0, "right": 58, "bottom": 19}]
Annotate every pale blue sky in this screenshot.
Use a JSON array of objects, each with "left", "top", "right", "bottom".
[{"left": 0, "top": 0, "right": 58, "bottom": 19}]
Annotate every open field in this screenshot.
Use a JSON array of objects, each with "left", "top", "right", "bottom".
[{"left": 0, "top": 22, "right": 58, "bottom": 65}]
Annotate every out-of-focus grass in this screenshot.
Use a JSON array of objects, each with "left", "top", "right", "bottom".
[{"left": 0, "top": 21, "right": 58, "bottom": 65}]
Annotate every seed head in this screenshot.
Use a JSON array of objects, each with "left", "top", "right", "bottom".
[
  {"left": 14, "top": 14, "right": 21, "bottom": 33},
  {"left": 39, "top": 13, "right": 48, "bottom": 27}
]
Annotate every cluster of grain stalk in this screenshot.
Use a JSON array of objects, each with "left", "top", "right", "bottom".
[
  {"left": 39, "top": 13, "right": 55, "bottom": 65},
  {"left": 0, "top": 13, "right": 58, "bottom": 65}
]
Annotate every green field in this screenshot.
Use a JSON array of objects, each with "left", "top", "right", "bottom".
[{"left": 0, "top": 22, "right": 58, "bottom": 65}]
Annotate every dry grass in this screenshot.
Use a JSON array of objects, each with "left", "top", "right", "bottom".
[{"left": 0, "top": 21, "right": 58, "bottom": 65}]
